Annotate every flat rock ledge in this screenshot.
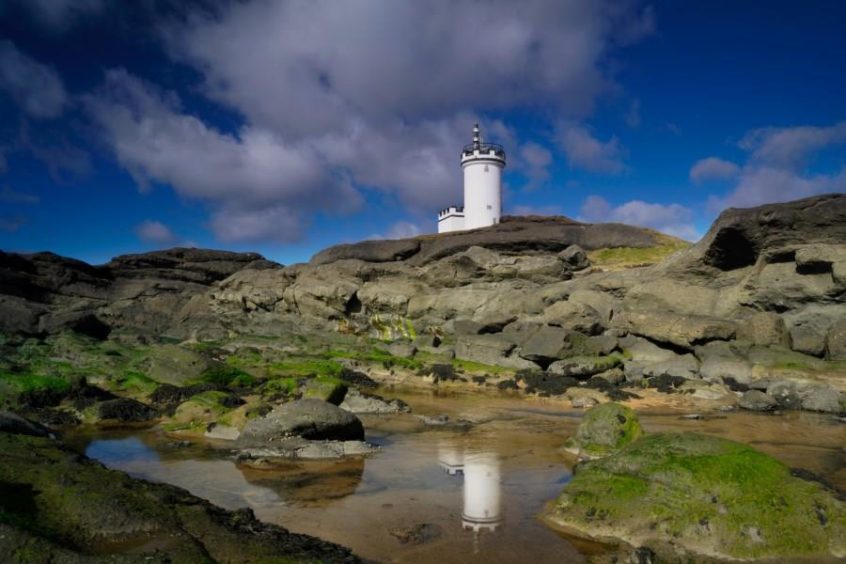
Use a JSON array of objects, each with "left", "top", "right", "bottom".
[{"left": 237, "top": 437, "right": 378, "bottom": 464}]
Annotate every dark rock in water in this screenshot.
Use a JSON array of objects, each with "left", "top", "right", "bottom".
[
  {"left": 97, "top": 398, "right": 158, "bottom": 423},
  {"left": 738, "top": 390, "right": 779, "bottom": 412},
  {"left": 0, "top": 411, "right": 53, "bottom": 437},
  {"left": 496, "top": 378, "right": 518, "bottom": 391},
  {"left": 645, "top": 374, "right": 687, "bottom": 393},
  {"left": 389, "top": 523, "right": 443, "bottom": 545},
  {"left": 338, "top": 367, "right": 378, "bottom": 389},
  {"left": 421, "top": 363, "right": 460, "bottom": 382},
  {"left": 239, "top": 399, "right": 365, "bottom": 445},
  {"left": 0, "top": 432, "right": 359, "bottom": 562},
  {"left": 723, "top": 376, "right": 750, "bottom": 392},
  {"left": 517, "top": 371, "right": 577, "bottom": 395},
  {"left": 30, "top": 408, "right": 80, "bottom": 427}
]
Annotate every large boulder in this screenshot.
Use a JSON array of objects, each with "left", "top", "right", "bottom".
[
  {"left": 239, "top": 399, "right": 365, "bottom": 445},
  {"left": 563, "top": 402, "right": 643, "bottom": 459},
  {"left": 621, "top": 310, "right": 737, "bottom": 349},
  {"left": 548, "top": 432, "right": 846, "bottom": 561}
]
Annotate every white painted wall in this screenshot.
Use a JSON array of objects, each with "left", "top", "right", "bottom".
[
  {"left": 438, "top": 209, "right": 465, "bottom": 233},
  {"left": 462, "top": 152, "right": 503, "bottom": 230}
]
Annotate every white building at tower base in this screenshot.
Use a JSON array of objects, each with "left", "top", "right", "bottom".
[{"left": 437, "top": 123, "right": 506, "bottom": 234}]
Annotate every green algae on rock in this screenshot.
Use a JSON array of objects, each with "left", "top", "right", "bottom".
[
  {"left": 563, "top": 402, "right": 642, "bottom": 459},
  {"left": 0, "top": 430, "right": 359, "bottom": 562},
  {"left": 549, "top": 432, "right": 846, "bottom": 561}
]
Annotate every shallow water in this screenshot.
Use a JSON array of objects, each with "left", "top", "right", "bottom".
[{"left": 76, "top": 391, "right": 846, "bottom": 563}]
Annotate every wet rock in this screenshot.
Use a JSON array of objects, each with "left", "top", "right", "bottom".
[
  {"left": 549, "top": 432, "right": 846, "bottom": 562},
  {"left": 96, "top": 398, "right": 158, "bottom": 423},
  {"left": 496, "top": 378, "right": 519, "bottom": 390},
  {"left": 567, "top": 388, "right": 606, "bottom": 409},
  {"left": 238, "top": 438, "right": 378, "bottom": 461},
  {"left": 517, "top": 371, "right": 577, "bottom": 395},
  {"left": 677, "top": 380, "right": 733, "bottom": 401},
  {"left": 389, "top": 523, "right": 443, "bottom": 545},
  {"left": 564, "top": 402, "right": 642, "bottom": 458},
  {"left": 0, "top": 411, "right": 54, "bottom": 437},
  {"left": 205, "top": 423, "right": 241, "bottom": 441},
  {"left": 645, "top": 374, "right": 688, "bottom": 393},
  {"left": 239, "top": 399, "right": 365, "bottom": 445},
  {"left": 738, "top": 390, "right": 779, "bottom": 412},
  {"left": 547, "top": 355, "right": 623, "bottom": 379},
  {"left": 338, "top": 367, "right": 379, "bottom": 389},
  {"left": 339, "top": 389, "right": 411, "bottom": 414},
  {"left": 595, "top": 367, "right": 625, "bottom": 386},
  {"left": 418, "top": 414, "right": 450, "bottom": 426},
  {"left": 0, "top": 431, "right": 358, "bottom": 562}
]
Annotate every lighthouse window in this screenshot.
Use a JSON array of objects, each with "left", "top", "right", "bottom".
[
  {"left": 484, "top": 165, "right": 489, "bottom": 172},
  {"left": 487, "top": 205, "right": 492, "bottom": 210}
]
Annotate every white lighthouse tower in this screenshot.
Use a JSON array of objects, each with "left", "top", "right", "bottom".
[{"left": 437, "top": 123, "right": 506, "bottom": 234}]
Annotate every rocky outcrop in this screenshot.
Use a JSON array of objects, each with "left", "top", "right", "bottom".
[
  {"left": 0, "top": 248, "right": 277, "bottom": 338},
  {"left": 311, "top": 215, "right": 663, "bottom": 267},
  {"left": 2, "top": 195, "right": 845, "bottom": 413},
  {"left": 0, "top": 422, "right": 358, "bottom": 562},
  {"left": 239, "top": 399, "right": 365, "bottom": 445},
  {"left": 549, "top": 432, "right": 846, "bottom": 561}
]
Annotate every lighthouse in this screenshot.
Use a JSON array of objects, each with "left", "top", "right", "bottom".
[{"left": 437, "top": 123, "right": 506, "bottom": 234}]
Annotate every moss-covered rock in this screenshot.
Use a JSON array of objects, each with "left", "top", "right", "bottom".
[
  {"left": 146, "top": 344, "right": 212, "bottom": 386},
  {"left": 168, "top": 390, "right": 238, "bottom": 432},
  {"left": 549, "top": 432, "right": 846, "bottom": 561},
  {"left": 302, "top": 376, "right": 348, "bottom": 405},
  {"left": 0, "top": 429, "right": 358, "bottom": 562},
  {"left": 564, "top": 402, "right": 642, "bottom": 459}
]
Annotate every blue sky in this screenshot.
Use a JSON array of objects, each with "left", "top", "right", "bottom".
[{"left": 0, "top": 0, "right": 844, "bottom": 265}]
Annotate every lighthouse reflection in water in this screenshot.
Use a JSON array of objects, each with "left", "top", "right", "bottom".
[{"left": 438, "top": 444, "right": 503, "bottom": 535}]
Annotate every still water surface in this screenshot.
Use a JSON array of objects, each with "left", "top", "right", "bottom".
[{"left": 77, "top": 391, "right": 846, "bottom": 563}]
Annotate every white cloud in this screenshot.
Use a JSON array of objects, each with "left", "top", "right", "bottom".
[
  {"left": 135, "top": 220, "right": 177, "bottom": 245},
  {"left": 689, "top": 157, "right": 740, "bottom": 184},
  {"left": 0, "top": 41, "right": 67, "bottom": 119},
  {"left": 518, "top": 141, "right": 553, "bottom": 188},
  {"left": 701, "top": 121, "right": 846, "bottom": 212},
  {"left": 86, "top": 69, "right": 362, "bottom": 243},
  {"left": 79, "top": 2, "right": 654, "bottom": 244},
  {"left": 558, "top": 123, "right": 626, "bottom": 174},
  {"left": 580, "top": 195, "right": 698, "bottom": 240},
  {"left": 708, "top": 166, "right": 846, "bottom": 211},
  {"left": 165, "top": 1, "right": 653, "bottom": 137},
  {"left": 386, "top": 221, "right": 423, "bottom": 240},
  {"left": 739, "top": 122, "right": 846, "bottom": 169}
]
